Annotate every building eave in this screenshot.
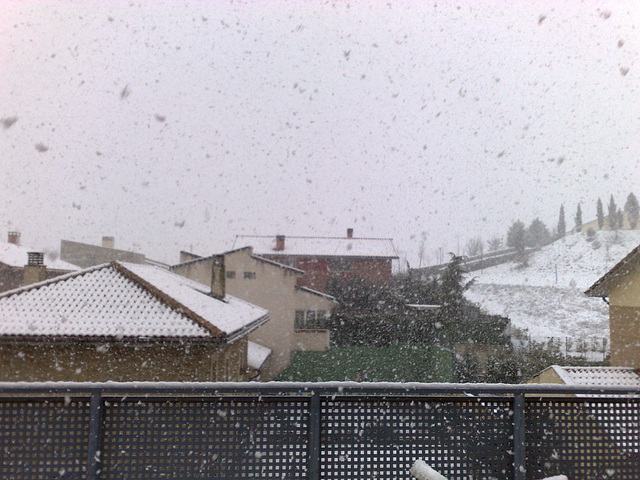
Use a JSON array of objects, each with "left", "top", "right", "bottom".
[
  {"left": 295, "top": 285, "right": 338, "bottom": 302},
  {"left": 224, "top": 313, "right": 270, "bottom": 344},
  {"left": 251, "top": 254, "right": 305, "bottom": 274},
  {"left": 585, "top": 243, "right": 640, "bottom": 297}
]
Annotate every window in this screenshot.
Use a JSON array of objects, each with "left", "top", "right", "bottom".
[
  {"left": 226, "top": 271, "right": 236, "bottom": 279},
  {"left": 295, "top": 310, "right": 330, "bottom": 330},
  {"left": 329, "top": 258, "right": 353, "bottom": 272},
  {"left": 243, "top": 271, "right": 256, "bottom": 279}
]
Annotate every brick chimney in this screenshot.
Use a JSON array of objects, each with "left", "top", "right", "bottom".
[
  {"left": 275, "top": 235, "right": 286, "bottom": 251},
  {"left": 210, "top": 255, "right": 225, "bottom": 300},
  {"left": 102, "top": 236, "right": 115, "bottom": 249},
  {"left": 347, "top": 228, "right": 354, "bottom": 239},
  {"left": 8, "top": 231, "right": 20, "bottom": 245},
  {"left": 23, "top": 252, "right": 47, "bottom": 286}
]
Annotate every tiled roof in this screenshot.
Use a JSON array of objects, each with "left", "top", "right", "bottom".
[
  {"left": 233, "top": 235, "right": 398, "bottom": 258},
  {"left": 552, "top": 365, "right": 640, "bottom": 386},
  {"left": 0, "top": 241, "right": 77, "bottom": 270},
  {"left": 0, "top": 262, "right": 268, "bottom": 341},
  {"left": 585, "top": 242, "right": 640, "bottom": 297}
]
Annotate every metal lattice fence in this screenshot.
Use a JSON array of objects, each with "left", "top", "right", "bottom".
[
  {"left": 320, "top": 397, "right": 514, "bottom": 480},
  {"left": 0, "top": 382, "right": 638, "bottom": 480},
  {"left": 100, "top": 397, "right": 309, "bottom": 479},
  {"left": 0, "top": 398, "right": 90, "bottom": 479}
]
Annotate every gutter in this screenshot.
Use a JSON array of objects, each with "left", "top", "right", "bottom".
[{"left": 225, "top": 314, "right": 270, "bottom": 344}]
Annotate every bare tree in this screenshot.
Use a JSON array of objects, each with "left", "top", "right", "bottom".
[
  {"left": 465, "top": 237, "right": 484, "bottom": 257},
  {"left": 487, "top": 237, "right": 502, "bottom": 252}
]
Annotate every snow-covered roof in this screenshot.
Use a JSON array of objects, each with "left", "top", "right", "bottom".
[
  {"left": 551, "top": 365, "right": 640, "bottom": 387},
  {"left": 247, "top": 341, "right": 271, "bottom": 370},
  {"left": 585, "top": 242, "right": 640, "bottom": 297},
  {"left": 233, "top": 235, "right": 398, "bottom": 258},
  {"left": 0, "top": 241, "right": 77, "bottom": 271},
  {"left": 0, "top": 261, "right": 268, "bottom": 342},
  {"left": 170, "top": 248, "right": 305, "bottom": 274}
]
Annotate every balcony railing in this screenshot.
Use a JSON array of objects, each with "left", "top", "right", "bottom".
[{"left": 0, "top": 382, "right": 638, "bottom": 480}]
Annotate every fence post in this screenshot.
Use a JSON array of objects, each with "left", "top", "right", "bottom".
[
  {"left": 308, "top": 391, "right": 321, "bottom": 480},
  {"left": 87, "top": 393, "right": 104, "bottom": 480},
  {"left": 513, "top": 393, "right": 526, "bottom": 480}
]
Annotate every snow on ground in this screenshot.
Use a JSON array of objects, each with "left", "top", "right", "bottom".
[{"left": 465, "top": 230, "right": 640, "bottom": 341}]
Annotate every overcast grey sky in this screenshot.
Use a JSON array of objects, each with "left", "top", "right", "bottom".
[{"left": 1, "top": 1, "right": 638, "bottom": 266}]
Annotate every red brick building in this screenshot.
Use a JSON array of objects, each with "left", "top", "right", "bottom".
[{"left": 233, "top": 229, "right": 398, "bottom": 292}]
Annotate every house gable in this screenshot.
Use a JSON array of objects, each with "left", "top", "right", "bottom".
[
  {"left": 585, "top": 243, "right": 640, "bottom": 367},
  {"left": 585, "top": 243, "right": 640, "bottom": 299}
]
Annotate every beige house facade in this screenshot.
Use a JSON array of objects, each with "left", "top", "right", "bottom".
[
  {"left": 171, "top": 247, "right": 337, "bottom": 380},
  {"left": 580, "top": 210, "right": 639, "bottom": 233},
  {"left": 585, "top": 243, "right": 640, "bottom": 368}
]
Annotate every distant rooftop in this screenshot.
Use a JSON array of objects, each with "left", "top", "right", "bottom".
[
  {"left": 61, "top": 238, "right": 146, "bottom": 268},
  {"left": 247, "top": 341, "right": 271, "bottom": 370},
  {"left": 551, "top": 365, "right": 640, "bottom": 387},
  {"left": 233, "top": 231, "right": 398, "bottom": 259},
  {"left": 0, "top": 241, "right": 77, "bottom": 271}
]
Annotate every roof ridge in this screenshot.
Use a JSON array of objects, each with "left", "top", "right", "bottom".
[
  {"left": 170, "top": 253, "right": 223, "bottom": 269},
  {"left": 113, "top": 262, "right": 224, "bottom": 339},
  {"left": 0, "top": 262, "right": 111, "bottom": 299},
  {"left": 585, "top": 241, "right": 640, "bottom": 296},
  {"left": 250, "top": 254, "right": 305, "bottom": 274},
  {"left": 236, "top": 234, "right": 394, "bottom": 241}
]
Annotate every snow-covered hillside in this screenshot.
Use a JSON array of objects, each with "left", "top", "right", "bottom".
[{"left": 466, "top": 230, "right": 640, "bottom": 343}]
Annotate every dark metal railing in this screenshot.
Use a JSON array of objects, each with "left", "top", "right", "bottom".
[{"left": 1, "top": 382, "right": 638, "bottom": 480}]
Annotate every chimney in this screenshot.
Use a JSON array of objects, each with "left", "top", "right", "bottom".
[
  {"left": 102, "top": 236, "right": 115, "bottom": 249},
  {"left": 23, "top": 252, "right": 47, "bottom": 286},
  {"left": 347, "top": 228, "right": 354, "bottom": 239},
  {"left": 8, "top": 231, "right": 20, "bottom": 245},
  {"left": 275, "top": 235, "right": 286, "bottom": 251},
  {"left": 210, "top": 255, "right": 225, "bottom": 300}
]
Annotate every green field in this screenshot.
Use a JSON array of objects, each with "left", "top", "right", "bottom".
[{"left": 276, "top": 344, "right": 455, "bottom": 382}]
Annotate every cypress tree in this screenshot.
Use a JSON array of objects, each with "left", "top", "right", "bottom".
[
  {"left": 557, "top": 204, "right": 566, "bottom": 238},
  {"left": 624, "top": 193, "right": 639, "bottom": 229},
  {"left": 608, "top": 195, "right": 618, "bottom": 230},
  {"left": 596, "top": 198, "right": 604, "bottom": 229},
  {"left": 574, "top": 203, "right": 583, "bottom": 232}
]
